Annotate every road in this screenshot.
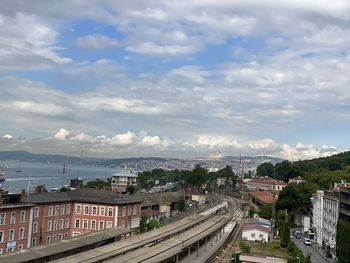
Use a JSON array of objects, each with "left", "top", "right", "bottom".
[{"left": 292, "top": 234, "right": 333, "bottom": 263}]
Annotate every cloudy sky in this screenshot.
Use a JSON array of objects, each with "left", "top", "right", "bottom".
[{"left": 0, "top": 0, "right": 349, "bottom": 160}]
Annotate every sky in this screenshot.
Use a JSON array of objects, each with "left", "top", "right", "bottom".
[{"left": 0, "top": 0, "right": 349, "bottom": 160}]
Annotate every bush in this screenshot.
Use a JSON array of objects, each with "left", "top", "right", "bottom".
[{"left": 240, "top": 242, "right": 251, "bottom": 254}]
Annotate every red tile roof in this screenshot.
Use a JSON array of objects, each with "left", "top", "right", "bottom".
[
  {"left": 248, "top": 191, "right": 278, "bottom": 204},
  {"left": 251, "top": 178, "right": 287, "bottom": 185}
]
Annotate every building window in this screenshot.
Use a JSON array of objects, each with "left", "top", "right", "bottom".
[
  {"left": 108, "top": 207, "right": 113, "bottom": 217},
  {"left": 59, "top": 234, "right": 63, "bottom": 240},
  {"left": 133, "top": 205, "right": 137, "bottom": 215},
  {"left": 33, "top": 222, "right": 38, "bottom": 233},
  {"left": 20, "top": 211, "right": 26, "bottom": 222},
  {"left": 19, "top": 227, "right": 25, "bottom": 239},
  {"left": 32, "top": 238, "right": 37, "bottom": 247},
  {"left": 66, "top": 204, "right": 71, "bottom": 214},
  {"left": 10, "top": 212, "right": 16, "bottom": 224},
  {"left": 259, "top": 234, "right": 263, "bottom": 238},
  {"left": 65, "top": 218, "right": 69, "bottom": 228},
  {"left": 55, "top": 206, "right": 59, "bottom": 216},
  {"left": 9, "top": 229, "right": 15, "bottom": 241},
  {"left": 92, "top": 206, "right": 97, "bottom": 215},
  {"left": 128, "top": 206, "right": 132, "bottom": 215},
  {"left": 34, "top": 207, "right": 39, "bottom": 218},
  {"left": 91, "top": 220, "right": 96, "bottom": 229},
  {"left": 83, "top": 219, "right": 88, "bottom": 229},
  {"left": 18, "top": 245, "right": 23, "bottom": 251},
  {"left": 0, "top": 231, "right": 4, "bottom": 242},
  {"left": 48, "top": 206, "right": 54, "bottom": 216},
  {"left": 46, "top": 236, "right": 51, "bottom": 244},
  {"left": 60, "top": 219, "right": 64, "bottom": 229},
  {"left": 61, "top": 205, "right": 65, "bottom": 215},
  {"left": 64, "top": 233, "right": 69, "bottom": 239},
  {"left": 0, "top": 213, "right": 5, "bottom": 225},
  {"left": 53, "top": 235, "right": 57, "bottom": 242},
  {"left": 54, "top": 220, "right": 58, "bottom": 230},
  {"left": 122, "top": 219, "right": 125, "bottom": 227},
  {"left": 48, "top": 221, "right": 53, "bottom": 231},
  {"left": 100, "top": 207, "right": 105, "bottom": 216},
  {"left": 76, "top": 205, "right": 81, "bottom": 214},
  {"left": 84, "top": 206, "right": 89, "bottom": 215},
  {"left": 75, "top": 219, "right": 80, "bottom": 228},
  {"left": 99, "top": 221, "right": 105, "bottom": 230},
  {"left": 107, "top": 221, "right": 113, "bottom": 228},
  {"left": 122, "top": 207, "right": 126, "bottom": 216}
]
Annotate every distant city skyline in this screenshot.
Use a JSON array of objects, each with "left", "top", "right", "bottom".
[{"left": 0, "top": 1, "right": 349, "bottom": 160}]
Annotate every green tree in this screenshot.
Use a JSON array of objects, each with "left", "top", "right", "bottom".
[
  {"left": 186, "top": 165, "right": 208, "bottom": 190},
  {"left": 256, "top": 162, "right": 274, "bottom": 177},
  {"left": 86, "top": 179, "right": 108, "bottom": 190},
  {"left": 258, "top": 204, "right": 272, "bottom": 220},
  {"left": 178, "top": 199, "right": 186, "bottom": 212},
  {"left": 139, "top": 217, "right": 148, "bottom": 233},
  {"left": 240, "top": 242, "right": 251, "bottom": 254},
  {"left": 147, "top": 219, "right": 161, "bottom": 231},
  {"left": 34, "top": 184, "right": 48, "bottom": 193},
  {"left": 126, "top": 185, "right": 137, "bottom": 194},
  {"left": 280, "top": 221, "right": 290, "bottom": 248},
  {"left": 303, "top": 255, "right": 311, "bottom": 263}
]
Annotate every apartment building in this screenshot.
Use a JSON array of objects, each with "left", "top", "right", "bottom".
[
  {"left": 322, "top": 189, "right": 339, "bottom": 259},
  {"left": 246, "top": 178, "right": 287, "bottom": 191},
  {"left": 111, "top": 170, "right": 138, "bottom": 193},
  {"left": 0, "top": 188, "right": 142, "bottom": 255},
  {"left": 0, "top": 190, "right": 34, "bottom": 254},
  {"left": 311, "top": 190, "right": 324, "bottom": 246}
]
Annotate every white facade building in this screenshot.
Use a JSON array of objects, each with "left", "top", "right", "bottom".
[
  {"left": 111, "top": 170, "right": 137, "bottom": 193},
  {"left": 242, "top": 224, "right": 270, "bottom": 242},
  {"left": 322, "top": 190, "right": 339, "bottom": 258},
  {"left": 311, "top": 190, "right": 324, "bottom": 246}
]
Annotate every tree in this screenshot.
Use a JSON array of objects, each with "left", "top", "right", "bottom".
[
  {"left": 34, "top": 185, "right": 47, "bottom": 193},
  {"left": 147, "top": 219, "right": 160, "bottom": 231},
  {"left": 186, "top": 165, "right": 208, "bottom": 190},
  {"left": 139, "top": 217, "right": 148, "bottom": 233},
  {"left": 86, "top": 179, "right": 108, "bottom": 190},
  {"left": 303, "top": 255, "right": 311, "bottom": 263},
  {"left": 178, "top": 199, "right": 186, "bottom": 212},
  {"left": 256, "top": 162, "right": 274, "bottom": 177},
  {"left": 240, "top": 242, "right": 251, "bottom": 254},
  {"left": 258, "top": 204, "right": 272, "bottom": 220},
  {"left": 126, "top": 185, "right": 137, "bottom": 194},
  {"left": 280, "top": 221, "right": 290, "bottom": 247}
]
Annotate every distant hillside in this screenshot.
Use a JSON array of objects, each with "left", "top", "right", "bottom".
[{"left": 0, "top": 150, "right": 103, "bottom": 164}]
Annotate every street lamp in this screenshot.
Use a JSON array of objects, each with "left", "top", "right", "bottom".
[{"left": 296, "top": 256, "right": 300, "bottom": 263}]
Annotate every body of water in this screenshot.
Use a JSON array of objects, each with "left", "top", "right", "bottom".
[{"left": 0, "top": 160, "right": 121, "bottom": 193}]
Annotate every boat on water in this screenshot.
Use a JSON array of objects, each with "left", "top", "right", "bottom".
[{"left": 0, "top": 170, "right": 5, "bottom": 182}]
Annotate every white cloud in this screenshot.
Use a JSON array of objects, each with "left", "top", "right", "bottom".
[
  {"left": 110, "top": 131, "right": 136, "bottom": 146},
  {"left": 76, "top": 34, "right": 119, "bottom": 49},
  {"left": 3, "top": 134, "right": 13, "bottom": 139},
  {"left": 54, "top": 128, "right": 70, "bottom": 140},
  {"left": 0, "top": 13, "right": 71, "bottom": 69}
]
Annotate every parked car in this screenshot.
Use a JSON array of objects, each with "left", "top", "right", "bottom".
[
  {"left": 294, "top": 230, "right": 301, "bottom": 239},
  {"left": 304, "top": 238, "right": 312, "bottom": 246}
]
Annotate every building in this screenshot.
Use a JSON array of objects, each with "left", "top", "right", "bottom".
[
  {"left": 322, "top": 189, "right": 339, "bottom": 258},
  {"left": 245, "top": 217, "right": 272, "bottom": 229},
  {"left": 339, "top": 187, "right": 350, "bottom": 223},
  {"left": 337, "top": 186, "right": 350, "bottom": 263},
  {"left": 242, "top": 224, "right": 270, "bottom": 242},
  {"left": 288, "top": 176, "right": 305, "bottom": 184},
  {"left": 311, "top": 190, "right": 324, "bottom": 246},
  {"left": 111, "top": 170, "right": 138, "bottom": 193},
  {"left": 191, "top": 191, "right": 207, "bottom": 206},
  {"left": 0, "top": 188, "right": 143, "bottom": 255},
  {"left": 0, "top": 190, "right": 34, "bottom": 254},
  {"left": 246, "top": 178, "right": 287, "bottom": 191},
  {"left": 248, "top": 190, "right": 278, "bottom": 207},
  {"left": 240, "top": 255, "right": 287, "bottom": 263}
]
